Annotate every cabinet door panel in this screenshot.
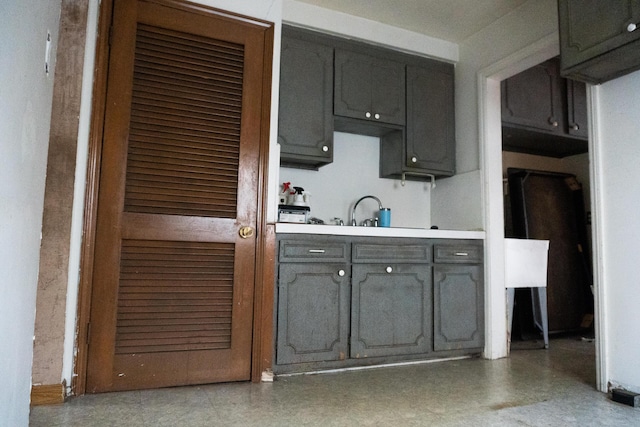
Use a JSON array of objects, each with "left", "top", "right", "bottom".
[
  {"left": 566, "top": 79, "right": 588, "bottom": 139},
  {"left": 351, "top": 264, "right": 431, "bottom": 358},
  {"left": 559, "top": 0, "right": 640, "bottom": 71},
  {"left": 433, "top": 265, "right": 484, "bottom": 351},
  {"left": 334, "top": 50, "right": 405, "bottom": 125},
  {"left": 501, "top": 60, "right": 563, "bottom": 133},
  {"left": 371, "top": 58, "right": 405, "bottom": 124},
  {"left": 278, "top": 35, "right": 333, "bottom": 167},
  {"left": 277, "top": 263, "right": 350, "bottom": 364},
  {"left": 406, "top": 65, "right": 455, "bottom": 174}
]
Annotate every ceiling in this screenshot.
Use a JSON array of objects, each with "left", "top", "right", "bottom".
[{"left": 294, "top": 0, "right": 529, "bottom": 43}]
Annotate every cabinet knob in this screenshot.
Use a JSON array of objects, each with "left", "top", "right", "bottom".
[
  {"left": 338, "top": 269, "right": 345, "bottom": 277},
  {"left": 374, "top": 113, "right": 380, "bottom": 120},
  {"left": 549, "top": 118, "right": 558, "bottom": 127},
  {"left": 572, "top": 124, "right": 579, "bottom": 131},
  {"left": 365, "top": 112, "right": 371, "bottom": 118},
  {"left": 322, "top": 145, "right": 329, "bottom": 152},
  {"left": 628, "top": 23, "right": 637, "bottom": 32},
  {"left": 385, "top": 266, "right": 393, "bottom": 273},
  {"left": 411, "top": 156, "right": 418, "bottom": 163}
]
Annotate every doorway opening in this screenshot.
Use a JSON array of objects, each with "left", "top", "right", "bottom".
[{"left": 479, "top": 34, "right": 606, "bottom": 392}]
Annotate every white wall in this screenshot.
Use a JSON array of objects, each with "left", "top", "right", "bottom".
[
  {"left": 0, "top": 0, "right": 61, "bottom": 424},
  {"left": 431, "top": 0, "right": 560, "bottom": 231},
  {"left": 596, "top": 70, "right": 640, "bottom": 393},
  {"left": 281, "top": 133, "right": 432, "bottom": 228}
]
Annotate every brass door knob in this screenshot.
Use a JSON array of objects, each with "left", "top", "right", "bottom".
[{"left": 239, "top": 226, "right": 255, "bottom": 239}]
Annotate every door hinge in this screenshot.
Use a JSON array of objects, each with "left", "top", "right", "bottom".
[
  {"left": 108, "top": 25, "right": 113, "bottom": 47},
  {"left": 86, "top": 322, "right": 91, "bottom": 343}
]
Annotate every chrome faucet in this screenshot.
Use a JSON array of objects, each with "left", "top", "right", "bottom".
[{"left": 350, "top": 195, "right": 383, "bottom": 226}]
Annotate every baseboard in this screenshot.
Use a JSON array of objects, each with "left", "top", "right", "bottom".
[{"left": 31, "top": 382, "right": 66, "bottom": 406}]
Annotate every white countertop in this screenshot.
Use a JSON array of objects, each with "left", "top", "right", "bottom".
[{"left": 275, "top": 223, "right": 485, "bottom": 239}]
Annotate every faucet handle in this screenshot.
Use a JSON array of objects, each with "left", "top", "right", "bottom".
[
  {"left": 331, "top": 217, "right": 344, "bottom": 226},
  {"left": 362, "top": 218, "right": 376, "bottom": 227}
]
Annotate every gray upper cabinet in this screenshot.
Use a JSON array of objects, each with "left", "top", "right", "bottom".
[
  {"left": 278, "top": 31, "right": 334, "bottom": 169},
  {"left": 559, "top": 0, "right": 640, "bottom": 84},
  {"left": 502, "top": 59, "right": 564, "bottom": 134},
  {"left": 381, "top": 62, "right": 455, "bottom": 179},
  {"left": 566, "top": 78, "right": 588, "bottom": 139},
  {"left": 334, "top": 49, "right": 406, "bottom": 126},
  {"left": 277, "top": 26, "right": 456, "bottom": 177},
  {"left": 501, "top": 58, "right": 588, "bottom": 158}
]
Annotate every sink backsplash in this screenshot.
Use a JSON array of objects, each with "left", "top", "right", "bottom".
[{"left": 279, "top": 132, "right": 432, "bottom": 228}]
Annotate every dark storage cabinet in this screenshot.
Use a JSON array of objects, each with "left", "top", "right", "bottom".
[
  {"left": 501, "top": 58, "right": 588, "bottom": 158},
  {"left": 507, "top": 170, "right": 592, "bottom": 333},
  {"left": 559, "top": 0, "right": 640, "bottom": 84},
  {"left": 278, "top": 31, "right": 334, "bottom": 169},
  {"left": 334, "top": 49, "right": 405, "bottom": 126},
  {"left": 433, "top": 243, "right": 484, "bottom": 351}
]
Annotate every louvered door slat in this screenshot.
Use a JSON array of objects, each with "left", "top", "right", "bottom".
[
  {"left": 115, "top": 239, "right": 235, "bottom": 354},
  {"left": 133, "top": 66, "right": 243, "bottom": 100},
  {"left": 124, "top": 23, "right": 243, "bottom": 218}
]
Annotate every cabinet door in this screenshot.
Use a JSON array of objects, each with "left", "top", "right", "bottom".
[
  {"left": 351, "top": 264, "right": 431, "bottom": 358},
  {"left": 566, "top": 79, "right": 588, "bottom": 139},
  {"left": 278, "top": 35, "right": 333, "bottom": 168},
  {"left": 276, "top": 263, "right": 350, "bottom": 364},
  {"left": 433, "top": 265, "right": 484, "bottom": 351},
  {"left": 405, "top": 64, "right": 455, "bottom": 175},
  {"left": 334, "top": 49, "right": 405, "bottom": 125},
  {"left": 559, "top": 0, "right": 640, "bottom": 72},
  {"left": 502, "top": 59, "right": 564, "bottom": 134}
]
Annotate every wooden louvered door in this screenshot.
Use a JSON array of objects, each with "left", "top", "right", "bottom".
[{"left": 86, "top": 0, "right": 270, "bottom": 392}]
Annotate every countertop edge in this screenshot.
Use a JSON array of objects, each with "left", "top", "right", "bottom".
[{"left": 274, "top": 223, "right": 486, "bottom": 239}]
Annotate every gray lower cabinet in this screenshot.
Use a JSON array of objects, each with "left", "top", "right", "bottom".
[
  {"left": 276, "top": 263, "right": 350, "bottom": 364},
  {"left": 433, "top": 243, "right": 484, "bottom": 351},
  {"left": 276, "top": 237, "right": 350, "bottom": 364},
  {"left": 275, "top": 235, "right": 484, "bottom": 371},
  {"left": 351, "top": 263, "right": 432, "bottom": 358}
]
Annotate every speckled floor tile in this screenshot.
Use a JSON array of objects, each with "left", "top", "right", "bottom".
[{"left": 30, "top": 336, "right": 639, "bottom": 427}]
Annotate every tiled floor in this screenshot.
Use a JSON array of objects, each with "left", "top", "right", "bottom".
[{"left": 30, "top": 336, "right": 638, "bottom": 426}]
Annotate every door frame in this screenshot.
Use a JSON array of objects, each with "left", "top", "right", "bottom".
[
  {"left": 478, "top": 33, "right": 607, "bottom": 392},
  {"left": 73, "top": 0, "right": 275, "bottom": 395}
]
